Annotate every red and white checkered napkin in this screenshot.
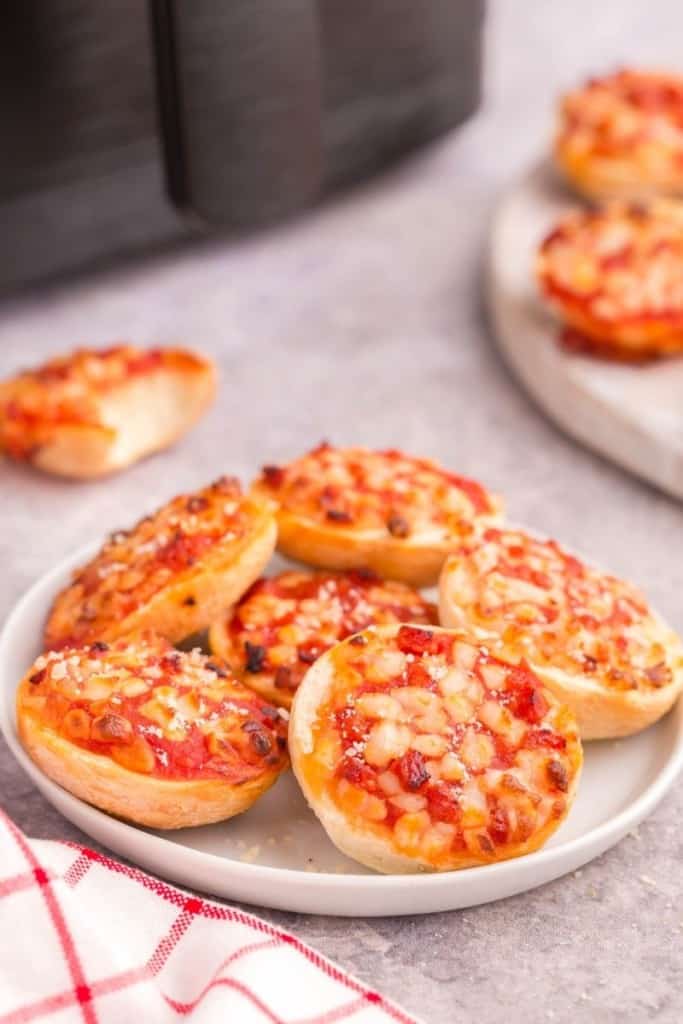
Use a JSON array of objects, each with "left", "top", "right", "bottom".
[{"left": 0, "top": 809, "right": 418, "bottom": 1024}]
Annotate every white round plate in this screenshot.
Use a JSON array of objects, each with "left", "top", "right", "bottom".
[
  {"left": 488, "top": 160, "right": 683, "bottom": 502},
  {"left": 2, "top": 545, "right": 682, "bottom": 916}
]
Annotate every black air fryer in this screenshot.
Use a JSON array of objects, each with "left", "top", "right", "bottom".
[{"left": 0, "top": 1, "right": 485, "bottom": 290}]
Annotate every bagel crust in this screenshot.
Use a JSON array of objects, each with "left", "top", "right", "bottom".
[
  {"left": 537, "top": 200, "right": 683, "bottom": 359},
  {"left": 16, "top": 634, "right": 289, "bottom": 829},
  {"left": 438, "top": 527, "right": 683, "bottom": 739},
  {"left": 251, "top": 444, "right": 503, "bottom": 587},
  {"left": 555, "top": 69, "right": 683, "bottom": 201},
  {"left": 290, "top": 624, "right": 582, "bottom": 873},
  {"left": 209, "top": 569, "right": 437, "bottom": 708},
  {"left": 0, "top": 344, "right": 216, "bottom": 478},
  {"left": 44, "top": 476, "right": 277, "bottom": 650}
]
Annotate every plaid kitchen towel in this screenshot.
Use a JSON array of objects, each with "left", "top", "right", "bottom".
[{"left": 0, "top": 809, "right": 418, "bottom": 1023}]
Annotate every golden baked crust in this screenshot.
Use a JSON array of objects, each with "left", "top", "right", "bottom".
[
  {"left": 16, "top": 633, "right": 289, "bottom": 828},
  {"left": 290, "top": 624, "right": 582, "bottom": 873},
  {"left": 209, "top": 569, "right": 437, "bottom": 708},
  {"left": 0, "top": 345, "right": 216, "bottom": 478},
  {"left": 439, "top": 526, "right": 683, "bottom": 738},
  {"left": 555, "top": 69, "right": 683, "bottom": 200},
  {"left": 44, "top": 476, "right": 277, "bottom": 650},
  {"left": 251, "top": 443, "right": 503, "bottom": 586},
  {"left": 536, "top": 201, "right": 683, "bottom": 359}
]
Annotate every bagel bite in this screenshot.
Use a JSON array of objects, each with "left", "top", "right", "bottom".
[
  {"left": 251, "top": 444, "right": 503, "bottom": 587},
  {"left": 537, "top": 201, "right": 683, "bottom": 359},
  {"left": 290, "top": 624, "right": 582, "bottom": 873},
  {"left": 16, "top": 633, "right": 289, "bottom": 828},
  {"left": 555, "top": 69, "right": 683, "bottom": 200},
  {"left": 44, "top": 476, "right": 276, "bottom": 650},
  {"left": 0, "top": 345, "right": 216, "bottom": 478},
  {"left": 439, "top": 526, "right": 683, "bottom": 739},
  {"left": 209, "top": 569, "right": 437, "bottom": 708}
]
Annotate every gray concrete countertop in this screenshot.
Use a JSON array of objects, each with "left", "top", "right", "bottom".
[{"left": 2, "top": 3, "right": 682, "bottom": 1021}]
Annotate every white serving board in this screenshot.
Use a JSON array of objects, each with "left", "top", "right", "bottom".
[
  {"left": 488, "top": 160, "right": 683, "bottom": 501},
  {"left": 2, "top": 544, "right": 682, "bottom": 916}
]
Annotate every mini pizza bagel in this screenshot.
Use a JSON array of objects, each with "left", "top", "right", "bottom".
[
  {"left": 0, "top": 345, "right": 216, "bottom": 479},
  {"left": 251, "top": 444, "right": 503, "bottom": 587},
  {"left": 536, "top": 201, "right": 683, "bottom": 359},
  {"left": 289, "top": 624, "right": 582, "bottom": 873},
  {"left": 555, "top": 69, "right": 683, "bottom": 201},
  {"left": 438, "top": 527, "right": 683, "bottom": 739},
  {"left": 16, "top": 633, "right": 289, "bottom": 828},
  {"left": 44, "top": 476, "right": 276, "bottom": 650},
  {"left": 209, "top": 569, "right": 437, "bottom": 708}
]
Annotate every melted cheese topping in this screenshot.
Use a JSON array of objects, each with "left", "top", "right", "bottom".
[
  {"left": 301, "top": 625, "right": 581, "bottom": 868},
  {"left": 221, "top": 570, "right": 436, "bottom": 705},
  {"left": 0, "top": 345, "right": 208, "bottom": 460},
  {"left": 254, "top": 444, "right": 500, "bottom": 541},
  {"left": 441, "top": 527, "right": 683, "bottom": 692},
  {"left": 557, "top": 69, "right": 683, "bottom": 181},
  {"left": 45, "top": 476, "right": 264, "bottom": 649},
  {"left": 18, "top": 634, "right": 288, "bottom": 782},
  {"left": 538, "top": 202, "right": 683, "bottom": 328}
]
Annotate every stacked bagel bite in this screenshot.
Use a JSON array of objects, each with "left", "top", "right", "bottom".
[
  {"left": 538, "top": 68, "right": 683, "bottom": 361},
  {"left": 19, "top": 476, "right": 288, "bottom": 829},
  {"left": 17, "top": 443, "right": 681, "bottom": 874}
]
